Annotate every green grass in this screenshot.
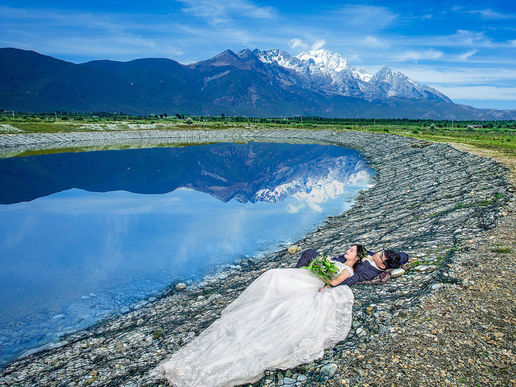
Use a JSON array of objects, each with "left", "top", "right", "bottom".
[{"left": 490, "top": 247, "right": 512, "bottom": 254}]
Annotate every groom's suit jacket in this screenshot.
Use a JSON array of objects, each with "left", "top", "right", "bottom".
[{"left": 295, "top": 249, "right": 383, "bottom": 287}]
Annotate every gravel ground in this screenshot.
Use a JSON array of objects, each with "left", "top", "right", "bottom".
[
  {"left": 0, "top": 129, "right": 513, "bottom": 386},
  {"left": 326, "top": 144, "right": 515, "bottom": 387},
  {"left": 328, "top": 190, "right": 515, "bottom": 386}
]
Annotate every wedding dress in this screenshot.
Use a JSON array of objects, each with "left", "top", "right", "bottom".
[{"left": 155, "top": 263, "right": 354, "bottom": 387}]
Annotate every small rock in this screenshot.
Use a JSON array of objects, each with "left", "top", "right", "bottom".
[
  {"left": 175, "top": 282, "right": 187, "bottom": 291},
  {"left": 297, "top": 374, "right": 307, "bottom": 382},
  {"left": 356, "top": 327, "right": 366, "bottom": 336},
  {"left": 320, "top": 363, "right": 337, "bottom": 380},
  {"left": 288, "top": 245, "right": 302, "bottom": 254},
  {"left": 390, "top": 268, "right": 405, "bottom": 278},
  {"left": 415, "top": 265, "right": 437, "bottom": 273}
]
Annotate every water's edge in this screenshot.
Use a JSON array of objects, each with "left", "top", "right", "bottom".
[{"left": 0, "top": 129, "right": 511, "bottom": 386}]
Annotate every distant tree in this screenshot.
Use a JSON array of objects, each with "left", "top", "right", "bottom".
[{"left": 185, "top": 117, "right": 194, "bottom": 124}]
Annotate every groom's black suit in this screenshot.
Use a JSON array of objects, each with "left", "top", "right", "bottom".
[{"left": 295, "top": 249, "right": 383, "bottom": 286}]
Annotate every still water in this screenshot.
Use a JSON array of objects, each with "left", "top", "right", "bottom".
[{"left": 0, "top": 142, "right": 373, "bottom": 366}]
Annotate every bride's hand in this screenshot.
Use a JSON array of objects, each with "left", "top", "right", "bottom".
[{"left": 318, "top": 285, "right": 330, "bottom": 292}]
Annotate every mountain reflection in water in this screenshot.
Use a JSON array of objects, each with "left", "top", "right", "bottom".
[{"left": 0, "top": 142, "right": 373, "bottom": 367}]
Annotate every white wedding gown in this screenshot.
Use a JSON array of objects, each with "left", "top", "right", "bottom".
[{"left": 155, "top": 263, "right": 354, "bottom": 387}]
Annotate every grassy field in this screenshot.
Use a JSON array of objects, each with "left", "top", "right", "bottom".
[{"left": 1, "top": 114, "right": 514, "bottom": 157}]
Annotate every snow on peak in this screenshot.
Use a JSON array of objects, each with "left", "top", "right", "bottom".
[
  {"left": 253, "top": 48, "right": 449, "bottom": 102},
  {"left": 253, "top": 49, "right": 298, "bottom": 68},
  {"left": 295, "top": 49, "right": 349, "bottom": 72}
]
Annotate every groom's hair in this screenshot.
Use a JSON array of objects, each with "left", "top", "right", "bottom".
[{"left": 383, "top": 250, "right": 401, "bottom": 269}]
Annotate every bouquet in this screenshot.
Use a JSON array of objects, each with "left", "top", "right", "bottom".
[{"left": 305, "top": 255, "right": 339, "bottom": 283}]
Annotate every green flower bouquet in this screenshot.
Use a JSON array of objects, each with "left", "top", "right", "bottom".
[{"left": 305, "top": 255, "right": 339, "bottom": 283}]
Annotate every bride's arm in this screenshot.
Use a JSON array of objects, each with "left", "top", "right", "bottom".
[{"left": 327, "top": 269, "right": 352, "bottom": 287}]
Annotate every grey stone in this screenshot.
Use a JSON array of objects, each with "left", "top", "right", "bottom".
[
  {"left": 297, "top": 374, "right": 307, "bottom": 381},
  {"left": 320, "top": 363, "right": 338, "bottom": 379},
  {"left": 390, "top": 268, "right": 405, "bottom": 278},
  {"left": 174, "top": 282, "right": 187, "bottom": 291}
]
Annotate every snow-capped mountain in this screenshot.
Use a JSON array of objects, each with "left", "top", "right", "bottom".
[
  {"left": 4, "top": 47, "right": 515, "bottom": 119},
  {"left": 254, "top": 48, "right": 450, "bottom": 103}
]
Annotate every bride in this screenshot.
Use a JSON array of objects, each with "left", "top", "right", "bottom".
[{"left": 154, "top": 245, "right": 366, "bottom": 387}]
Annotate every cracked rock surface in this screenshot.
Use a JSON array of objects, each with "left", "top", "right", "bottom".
[{"left": 0, "top": 129, "right": 512, "bottom": 386}]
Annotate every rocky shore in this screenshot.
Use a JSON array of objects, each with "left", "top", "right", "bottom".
[{"left": 0, "top": 129, "right": 513, "bottom": 386}]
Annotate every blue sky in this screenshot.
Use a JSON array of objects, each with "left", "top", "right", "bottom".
[{"left": 1, "top": 0, "right": 515, "bottom": 109}]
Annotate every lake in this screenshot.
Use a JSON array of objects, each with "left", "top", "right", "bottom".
[{"left": 0, "top": 141, "right": 373, "bottom": 366}]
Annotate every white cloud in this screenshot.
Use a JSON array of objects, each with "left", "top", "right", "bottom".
[
  {"left": 311, "top": 39, "right": 326, "bottom": 50},
  {"left": 289, "top": 38, "right": 308, "bottom": 50},
  {"left": 452, "top": 29, "right": 493, "bottom": 47},
  {"left": 459, "top": 49, "right": 477, "bottom": 61},
  {"left": 396, "top": 66, "right": 516, "bottom": 85},
  {"left": 178, "top": 0, "right": 276, "bottom": 24},
  {"left": 394, "top": 66, "right": 516, "bottom": 103},
  {"left": 437, "top": 86, "right": 516, "bottom": 101},
  {"left": 334, "top": 5, "right": 397, "bottom": 29},
  {"left": 397, "top": 49, "right": 443, "bottom": 61},
  {"left": 468, "top": 8, "right": 516, "bottom": 20},
  {"left": 393, "top": 29, "right": 496, "bottom": 50},
  {"left": 363, "top": 35, "right": 389, "bottom": 48}
]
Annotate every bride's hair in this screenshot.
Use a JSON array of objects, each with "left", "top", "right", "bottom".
[{"left": 353, "top": 244, "right": 367, "bottom": 268}]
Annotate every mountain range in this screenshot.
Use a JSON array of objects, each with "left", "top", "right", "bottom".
[{"left": 0, "top": 47, "right": 514, "bottom": 119}]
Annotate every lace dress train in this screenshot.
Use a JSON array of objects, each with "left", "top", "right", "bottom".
[{"left": 155, "top": 266, "right": 354, "bottom": 387}]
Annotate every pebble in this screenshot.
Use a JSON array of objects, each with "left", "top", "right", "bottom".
[
  {"left": 320, "top": 363, "right": 338, "bottom": 380},
  {"left": 175, "top": 282, "right": 187, "bottom": 291},
  {"left": 390, "top": 268, "right": 405, "bottom": 278},
  {"left": 287, "top": 245, "right": 302, "bottom": 254},
  {"left": 415, "top": 265, "right": 438, "bottom": 273}
]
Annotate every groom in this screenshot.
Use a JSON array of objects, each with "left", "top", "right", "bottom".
[{"left": 295, "top": 248, "right": 405, "bottom": 286}]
